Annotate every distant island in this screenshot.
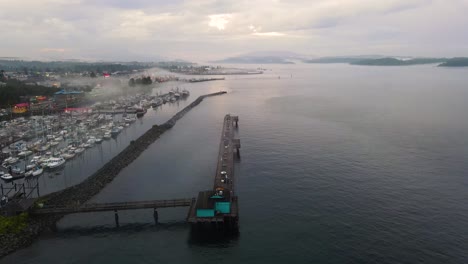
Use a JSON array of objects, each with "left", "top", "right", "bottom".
[
  {"left": 350, "top": 57, "right": 447, "bottom": 66},
  {"left": 438, "top": 57, "right": 468, "bottom": 67},
  {"left": 303, "top": 56, "right": 468, "bottom": 67},
  {"left": 303, "top": 55, "right": 385, "bottom": 64},
  {"left": 214, "top": 56, "right": 294, "bottom": 64}
]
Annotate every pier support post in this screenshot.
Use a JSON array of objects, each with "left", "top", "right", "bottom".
[
  {"left": 236, "top": 148, "right": 240, "bottom": 158},
  {"left": 114, "top": 210, "right": 119, "bottom": 227},
  {"left": 153, "top": 209, "right": 159, "bottom": 225}
]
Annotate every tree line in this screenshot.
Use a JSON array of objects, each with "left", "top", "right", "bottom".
[
  {"left": 0, "top": 60, "right": 152, "bottom": 74},
  {"left": 128, "top": 76, "right": 153, "bottom": 86},
  {"left": 0, "top": 73, "right": 59, "bottom": 107}
]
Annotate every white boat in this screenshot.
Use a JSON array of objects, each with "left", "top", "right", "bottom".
[
  {"left": 103, "top": 133, "right": 111, "bottom": 139},
  {"left": 95, "top": 138, "right": 103, "bottom": 144},
  {"left": 50, "top": 141, "right": 60, "bottom": 147},
  {"left": 18, "top": 150, "right": 33, "bottom": 157},
  {"left": 83, "top": 143, "right": 91, "bottom": 148},
  {"left": 74, "top": 147, "right": 85, "bottom": 154},
  {"left": 11, "top": 166, "right": 23, "bottom": 174},
  {"left": 40, "top": 144, "right": 51, "bottom": 151},
  {"left": 30, "top": 156, "right": 42, "bottom": 163},
  {"left": 4, "top": 157, "right": 19, "bottom": 164},
  {"left": 26, "top": 164, "right": 36, "bottom": 171},
  {"left": 25, "top": 166, "right": 43, "bottom": 177},
  {"left": 62, "top": 152, "right": 75, "bottom": 160},
  {"left": 1, "top": 174, "right": 12, "bottom": 180},
  {"left": 45, "top": 157, "right": 66, "bottom": 169},
  {"left": 32, "top": 167, "right": 43, "bottom": 176}
]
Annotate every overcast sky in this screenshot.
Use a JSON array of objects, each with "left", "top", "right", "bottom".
[{"left": 1, "top": 0, "right": 467, "bottom": 61}]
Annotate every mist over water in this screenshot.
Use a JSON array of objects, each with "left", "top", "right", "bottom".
[{"left": 3, "top": 64, "right": 468, "bottom": 263}]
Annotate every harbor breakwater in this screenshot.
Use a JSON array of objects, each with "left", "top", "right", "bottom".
[{"left": 0, "top": 91, "right": 227, "bottom": 258}]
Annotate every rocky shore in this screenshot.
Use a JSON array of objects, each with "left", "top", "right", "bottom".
[{"left": 0, "top": 91, "right": 227, "bottom": 258}]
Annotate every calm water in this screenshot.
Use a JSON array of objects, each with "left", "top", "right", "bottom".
[{"left": 2, "top": 64, "right": 468, "bottom": 263}]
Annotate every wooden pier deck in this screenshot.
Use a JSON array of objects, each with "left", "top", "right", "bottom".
[{"left": 187, "top": 114, "right": 240, "bottom": 230}]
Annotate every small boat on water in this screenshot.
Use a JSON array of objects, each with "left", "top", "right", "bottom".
[
  {"left": 25, "top": 166, "right": 43, "bottom": 178},
  {"left": 110, "top": 128, "right": 120, "bottom": 137},
  {"left": 18, "top": 150, "right": 33, "bottom": 158},
  {"left": 181, "top": 89, "right": 190, "bottom": 96},
  {"left": 4, "top": 157, "right": 19, "bottom": 164},
  {"left": 62, "top": 152, "right": 75, "bottom": 160},
  {"left": 11, "top": 166, "right": 23, "bottom": 174},
  {"left": 103, "top": 132, "right": 111, "bottom": 139},
  {"left": 32, "top": 167, "right": 44, "bottom": 176},
  {"left": 40, "top": 144, "right": 51, "bottom": 152},
  {"left": 136, "top": 108, "right": 146, "bottom": 118},
  {"left": 45, "top": 157, "right": 66, "bottom": 169},
  {"left": 1, "top": 173, "right": 12, "bottom": 181},
  {"left": 74, "top": 147, "right": 85, "bottom": 154}
]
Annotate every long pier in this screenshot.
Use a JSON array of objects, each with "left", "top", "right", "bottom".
[{"left": 187, "top": 114, "right": 240, "bottom": 231}]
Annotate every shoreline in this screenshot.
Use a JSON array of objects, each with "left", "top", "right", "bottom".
[{"left": 0, "top": 91, "right": 227, "bottom": 258}]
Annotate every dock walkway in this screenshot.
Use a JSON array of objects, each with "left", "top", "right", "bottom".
[{"left": 32, "top": 198, "right": 193, "bottom": 215}]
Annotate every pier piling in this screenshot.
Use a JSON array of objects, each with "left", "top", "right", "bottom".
[
  {"left": 153, "top": 209, "right": 159, "bottom": 225},
  {"left": 114, "top": 210, "right": 119, "bottom": 227}
]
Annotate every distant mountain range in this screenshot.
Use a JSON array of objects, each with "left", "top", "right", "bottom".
[
  {"left": 213, "top": 51, "right": 312, "bottom": 64},
  {"left": 305, "top": 56, "right": 468, "bottom": 67},
  {"left": 214, "top": 52, "right": 468, "bottom": 67}
]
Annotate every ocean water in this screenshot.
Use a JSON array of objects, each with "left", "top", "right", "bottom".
[{"left": 2, "top": 64, "right": 468, "bottom": 263}]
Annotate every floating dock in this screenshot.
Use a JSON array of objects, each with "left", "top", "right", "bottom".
[{"left": 187, "top": 114, "right": 240, "bottom": 231}]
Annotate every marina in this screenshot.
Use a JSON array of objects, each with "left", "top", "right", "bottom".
[{"left": 0, "top": 88, "right": 191, "bottom": 187}]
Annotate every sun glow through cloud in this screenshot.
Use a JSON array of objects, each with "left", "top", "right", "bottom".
[{"left": 208, "top": 14, "right": 232, "bottom": 30}]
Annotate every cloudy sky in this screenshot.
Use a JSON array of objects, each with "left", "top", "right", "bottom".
[{"left": 1, "top": 0, "right": 467, "bottom": 61}]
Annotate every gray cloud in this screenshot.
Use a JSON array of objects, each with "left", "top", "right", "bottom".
[{"left": 0, "top": 0, "right": 466, "bottom": 61}]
